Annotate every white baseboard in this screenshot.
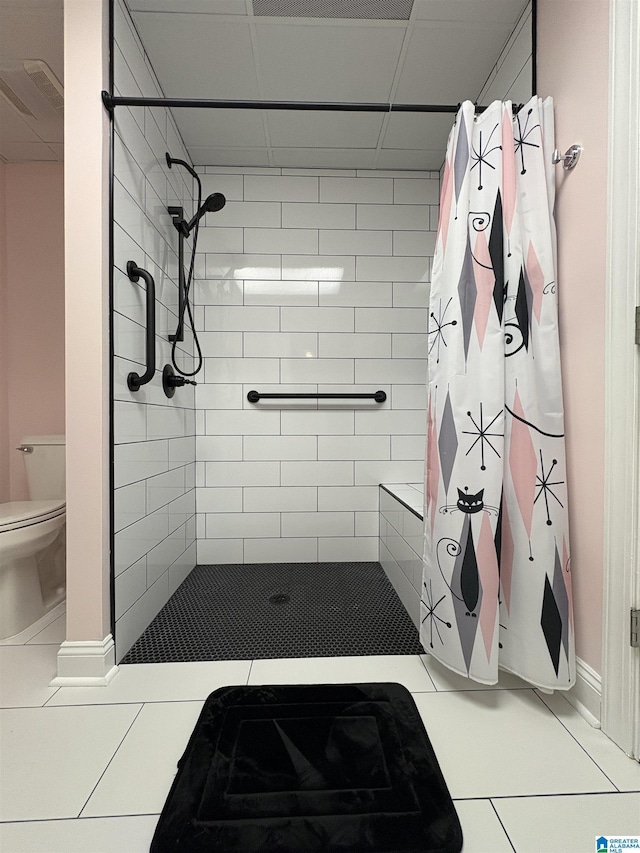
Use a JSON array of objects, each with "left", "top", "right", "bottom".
[
  {"left": 565, "top": 657, "right": 602, "bottom": 727},
  {"left": 50, "top": 635, "right": 118, "bottom": 686}
]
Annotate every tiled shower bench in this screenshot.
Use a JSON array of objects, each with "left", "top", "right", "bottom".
[{"left": 378, "top": 483, "right": 424, "bottom": 631}]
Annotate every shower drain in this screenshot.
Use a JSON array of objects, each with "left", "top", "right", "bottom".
[{"left": 269, "top": 592, "right": 290, "bottom": 606}]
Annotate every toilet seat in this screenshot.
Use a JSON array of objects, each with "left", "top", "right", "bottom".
[{"left": 0, "top": 501, "right": 66, "bottom": 533}]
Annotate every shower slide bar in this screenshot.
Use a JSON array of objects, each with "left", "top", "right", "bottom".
[
  {"left": 125, "top": 261, "right": 156, "bottom": 392},
  {"left": 247, "top": 390, "right": 387, "bottom": 403},
  {"left": 101, "top": 92, "right": 523, "bottom": 115}
]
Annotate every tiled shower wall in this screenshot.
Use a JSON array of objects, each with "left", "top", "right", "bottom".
[
  {"left": 112, "top": 0, "right": 197, "bottom": 659},
  {"left": 193, "top": 168, "right": 437, "bottom": 564}
]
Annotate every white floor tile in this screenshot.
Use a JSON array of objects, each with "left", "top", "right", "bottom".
[
  {"left": 48, "top": 659, "right": 252, "bottom": 706},
  {"left": 26, "top": 613, "right": 66, "bottom": 645},
  {"left": 412, "top": 689, "right": 617, "bottom": 798},
  {"left": 82, "top": 701, "right": 202, "bottom": 817},
  {"left": 536, "top": 690, "right": 640, "bottom": 792},
  {"left": 0, "top": 603, "right": 65, "bottom": 646},
  {"left": 452, "top": 799, "right": 514, "bottom": 852},
  {"left": 0, "top": 704, "right": 141, "bottom": 821},
  {"left": 420, "top": 653, "right": 532, "bottom": 692},
  {"left": 493, "top": 791, "right": 640, "bottom": 853},
  {"left": 248, "top": 654, "right": 436, "bottom": 692},
  {"left": 0, "top": 645, "right": 60, "bottom": 708},
  {"left": 0, "top": 815, "right": 158, "bottom": 853}
]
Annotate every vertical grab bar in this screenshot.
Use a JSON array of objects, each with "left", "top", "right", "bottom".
[{"left": 126, "top": 261, "right": 156, "bottom": 392}]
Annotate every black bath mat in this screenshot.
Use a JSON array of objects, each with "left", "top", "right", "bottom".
[
  {"left": 150, "top": 682, "right": 462, "bottom": 853},
  {"left": 122, "top": 563, "right": 422, "bottom": 664}
]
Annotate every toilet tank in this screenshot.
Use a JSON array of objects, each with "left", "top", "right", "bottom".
[{"left": 20, "top": 435, "right": 66, "bottom": 500}]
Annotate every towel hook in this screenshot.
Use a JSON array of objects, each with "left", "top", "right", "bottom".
[{"left": 552, "top": 144, "right": 582, "bottom": 171}]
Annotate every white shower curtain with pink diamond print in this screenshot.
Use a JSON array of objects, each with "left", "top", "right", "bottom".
[{"left": 421, "top": 96, "right": 575, "bottom": 690}]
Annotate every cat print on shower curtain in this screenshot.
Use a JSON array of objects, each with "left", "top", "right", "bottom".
[{"left": 421, "top": 96, "right": 575, "bottom": 691}]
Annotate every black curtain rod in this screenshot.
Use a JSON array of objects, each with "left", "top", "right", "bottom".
[{"left": 101, "top": 92, "right": 514, "bottom": 115}]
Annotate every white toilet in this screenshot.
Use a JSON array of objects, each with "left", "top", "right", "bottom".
[{"left": 0, "top": 435, "right": 66, "bottom": 640}]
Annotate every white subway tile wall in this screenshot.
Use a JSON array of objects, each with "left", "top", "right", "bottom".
[
  {"left": 195, "top": 167, "right": 437, "bottom": 563},
  {"left": 112, "top": 0, "right": 197, "bottom": 659},
  {"left": 379, "top": 486, "right": 425, "bottom": 628}
]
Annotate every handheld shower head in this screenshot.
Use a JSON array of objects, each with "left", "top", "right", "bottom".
[
  {"left": 164, "top": 155, "right": 226, "bottom": 380},
  {"left": 203, "top": 192, "right": 226, "bottom": 213},
  {"left": 183, "top": 192, "right": 226, "bottom": 233}
]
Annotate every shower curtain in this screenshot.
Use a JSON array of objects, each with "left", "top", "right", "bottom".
[{"left": 421, "top": 96, "right": 575, "bottom": 690}]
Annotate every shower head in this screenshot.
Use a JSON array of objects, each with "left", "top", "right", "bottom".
[
  {"left": 203, "top": 192, "right": 226, "bottom": 213},
  {"left": 183, "top": 192, "right": 227, "bottom": 234},
  {"left": 201, "top": 193, "right": 227, "bottom": 213}
]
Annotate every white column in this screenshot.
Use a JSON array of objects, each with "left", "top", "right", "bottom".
[
  {"left": 55, "top": 0, "right": 115, "bottom": 684},
  {"left": 602, "top": 0, "right": 640, "bottom": 759}
]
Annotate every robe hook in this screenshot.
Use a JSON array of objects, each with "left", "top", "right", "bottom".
[{"left": 552, "top": 144, "right": 582, "bottom": 170}]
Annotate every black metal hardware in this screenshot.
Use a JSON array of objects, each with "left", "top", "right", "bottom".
[
  {"left": 126, "top": 261, "right": 156, "bottom": 392},
  {"left": 247, "top": 390, "right": 386, "bottom": 403},
  {"left": 162, "top": 364, "right": 197, "bottom": 398},
  {"left": 102, "top": 92, "right": 523, "bottom": 116},
  {"left": 167, "top": 206, "right": 186, "bottom": 342}
]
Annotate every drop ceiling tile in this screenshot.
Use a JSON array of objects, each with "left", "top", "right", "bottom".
[
  {"left": 0, "top": 102, "right": 43, "bottom": 144},
  {"left": 383, "top": 112, "right": 453, "bottom": 151},
  {"left": 129, "top": 0, "right": 249, "bottom": 13},
  {"left": 271, "top": 148, "right": 377, "bottom": 169},
  {"left": 254, "top": 22, "right": 406, "bottom": 102},
  {"left": 377, "top": 149, "right": 444, "bottom": 171},
  {"left": 0, "top": 2, "right": 64, "bottom": 82},
  {"left": 267, "top": 111, "right": 385, "bottom": 149},
  {"left": 0, "top": 141, "right": 59, "bottom": 162},
  {"left": 395, "top": 21, "right": 515, "bottom": 105},
  {"left": 47, "top": 143, "right": 64, "bottom": 160},
  {"left": 189, "top": 147, "right": 271, "bottom": 167},
  {"left": 131, "top": 13, "right": 259, "bottom": 99},
  {"left": 0, "top": 67, "right": 64, "bottom": 145},
  {"left": 478, "top": 19, "right": 532, "bottom": 105},
  {"left": 414, "top": 0, "right": 528, "bottom": 23},
  {"left": 32, "top": 119, "right": 64, "bottom": 145},
  {"left": 175, "top": 108, "right": 267, "bottom": 147}
]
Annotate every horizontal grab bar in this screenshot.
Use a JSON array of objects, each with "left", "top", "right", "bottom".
[
  {"left": 126, "top": 261, "right": 156, "bottom": 392},
  {"left": 247, "top": 390, "right": 387, "bottom": 403}
]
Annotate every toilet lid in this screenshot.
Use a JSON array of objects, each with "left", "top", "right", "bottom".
[{"left": 0, "top": 500, "right": 66, "bottom": 533}]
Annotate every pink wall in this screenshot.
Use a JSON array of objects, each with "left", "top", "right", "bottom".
[
  {"left": 0, "top": 163, "right": 9, "bottom": 504},
  {"left": 537, "top": 0, "right": 609, "bottom": 674},
  {"left": 3, "top": 163, "right": 65, "bottom": 501}
]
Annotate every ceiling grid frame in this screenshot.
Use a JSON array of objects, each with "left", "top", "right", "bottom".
[
  {"left": 246, "top": 0, "right": 277, "bottom": 169},
  {"left": 0, "top": 0, "right": 533, "bottom": 166},
  {"left": 370, "top": 0, "right": 422, "bottom": 171}
]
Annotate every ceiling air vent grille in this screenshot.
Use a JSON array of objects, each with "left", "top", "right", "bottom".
[
  {"left": 253, "top": 0, "right": 414, "bottom": 20},
  {"left": 0, "top": 60, "right": 63, "bottom": 121},
  {"left": 24, "top": 61, "right": 64, "bottom": 113}
]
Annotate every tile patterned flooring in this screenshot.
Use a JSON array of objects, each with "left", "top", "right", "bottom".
[
  {"left": 122, "top": 562, "right": 422, "bottom": 663},
  {"left": 1, "top": 604, "right": 638, "bottom": 852}
]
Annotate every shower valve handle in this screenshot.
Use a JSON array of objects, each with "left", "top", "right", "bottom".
[{"left": 162, "top": 364, "right": 197, "bottom": 398}]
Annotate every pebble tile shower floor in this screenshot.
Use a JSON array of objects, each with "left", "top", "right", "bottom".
[{"left": 122, "top": 562, "right": 422, "bottom": 663}]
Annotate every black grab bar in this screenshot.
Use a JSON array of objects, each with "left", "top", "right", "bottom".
[
  {"left": 126, "top": 261, "right": 156, "bottom": 392},
  {"left": 247, "top": 390, "right": 387, "bottom": 403}
]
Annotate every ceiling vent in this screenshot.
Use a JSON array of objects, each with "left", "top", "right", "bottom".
[
  {"left": 252, "top": 0, "right": 414, "bottom": 20},
  {"left": 0, "top": 60, "right": 64, "bottom": 121}
]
